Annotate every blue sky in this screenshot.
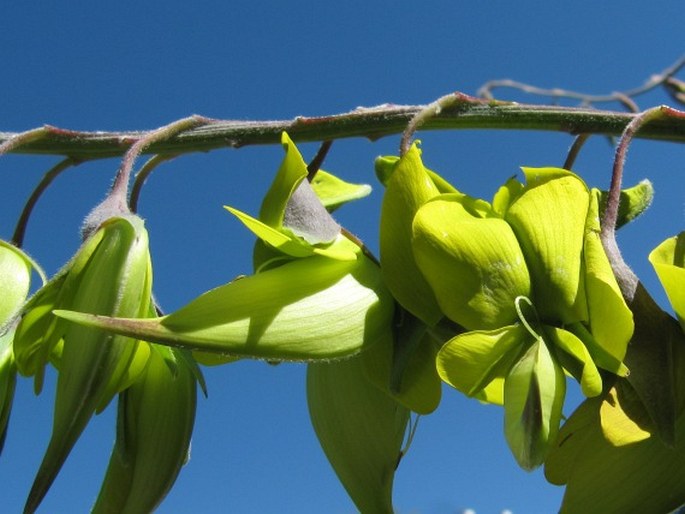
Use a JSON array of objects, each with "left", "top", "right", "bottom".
[{"left": 1, "top": 2, "right": 683, "bottom": 513}]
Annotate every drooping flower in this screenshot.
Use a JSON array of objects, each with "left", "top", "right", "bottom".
[
  {"left": 93, "top": 345, "right": 201, "bottom": 514},
  {"left": 14, "top": 214, "right": 154, "bottom": 513},
  {"left": 380, "top": 142, "right": 634, "bottom": 469}
]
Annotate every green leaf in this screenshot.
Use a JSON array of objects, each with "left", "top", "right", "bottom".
[
  {"left": 412, "top": 194, "right": 530, "bottom": 330},
  {"left": 597, "top": 179, "right": 653, "bottom": 229},
  {"left": 307, "top": 357, "right": 409, "bottom": 514},
  {"left": 504, "top": 338, "right": 566, "bottom": 470},
  {"left": 55, "top": 253, "right": 394, "bottom": 361},
  {"left": 436, "top": 324, "right": 527, "bottom": 402},
  {"left": 379, "top": 143, "right": 444, "bottom": 326},
  {"left": 504, "top": 167, "right": 590, "bottom": 324}
]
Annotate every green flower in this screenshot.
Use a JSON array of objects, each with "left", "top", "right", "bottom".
[
  {"left": 382, "top": 144, "right": 634, "bottom": 469},
  {"left": 14, "top": 214, "right": 154, "bottom": 513},
  {"left": 93, "top": 345, "right": 202, "bottom": 514}
]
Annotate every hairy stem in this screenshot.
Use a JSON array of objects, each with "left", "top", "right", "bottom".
[
  {"left": 1, "top": 102, "right": 685, "bottom": 161},
  {"left": 601, "top": 105, "right": 685, "bottom": 301}
]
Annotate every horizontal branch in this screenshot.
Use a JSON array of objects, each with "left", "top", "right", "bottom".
[{"left": 2, "top": 101, "right": 685, "bottom": 160}]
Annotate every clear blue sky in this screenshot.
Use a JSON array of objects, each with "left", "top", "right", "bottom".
[{"left": 1, "top": 2, "right": 683, "bottom": 513}]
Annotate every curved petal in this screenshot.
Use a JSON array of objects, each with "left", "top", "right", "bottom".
[
  {"left": 362, "top": 329, "right": 441, "bottom": 415},
  {"left": 436, "top": 324, "right": 527, "bottom": 401},
  {"left": 599, "top": 382, "right": 652, "bottom": 446},
  {"left": 505, "top": 167, "right": 590, "bottom": 324},
  {"left": 259, "top": 132, "right": 309, "bottom": 229},
  {"left": 225, "top": 206, "right": 356, "bottom": 261},
  {"left": 379, "top": 143, "right": 443, "bottom": 325},
  {"left": 583, "top": 192, "right": 633, "bottom": 362},
  {"left": 546, "top": 394, "right": 685, "bottom": 514},
  {"left": 310, "top": 169, "right": 372, "bottom": 211},
  {"left": 412, "top": 195, "right": 530, "bottom": 330},
  {"left": 546, "top": 326, "right": 602, "bottom": 398}
]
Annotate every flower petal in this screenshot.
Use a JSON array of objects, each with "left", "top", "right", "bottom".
[
  {"left": 379, "top": 143, "right": 444, "bottom": 325},
  {"left": 310, "top": 169, "right": 372, "bottom": 211},
  {"left": 55, "top": 254, "right": 394, "bottom": 361},
  {"left": 583, "top": 191, "right": 633, "bottom": 362},
  {"left": 362, "top": 327, "right": 441, "bottom": 415},
  {"left": 259, "top": 132, "right": 309, "bottom": 229},
  {"left": 436, "top": 324, "right": 527, "bottom": 401},
  {"left": 505, "top": 167, "right": 590, "bottom": 324},
  {"left": 412, "top": 195, "right": 530, "bottom": 329},
  {"left": 225, "top": 206, "right": 356, "bottom": 261},
  {"left": 504, "top": 338, "right": 566, "bottom": 470},
  {"left": 546, "top": 326, "right": 602, "bottom": 398}
]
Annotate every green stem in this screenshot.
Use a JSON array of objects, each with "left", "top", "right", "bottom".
[
  {"left": 129, "top": 154, "right": 179, "bottom": 213},
  {"left": 1, "top": 102, "right": 685, "bottom": 160}
]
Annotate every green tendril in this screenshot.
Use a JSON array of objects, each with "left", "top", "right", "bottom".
[{"left": 514, "top": 295, "right": 541, "bottom": 340}]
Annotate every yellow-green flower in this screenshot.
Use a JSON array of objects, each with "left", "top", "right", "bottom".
[
  {"left": 14, "top": 214, "right": 153, "bottom": 513},
  {"left": 380, "top": 143, "right": 634, "bottom": 469}
]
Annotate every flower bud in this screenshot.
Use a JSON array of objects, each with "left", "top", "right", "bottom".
[
  {"left": 16, "top": 214, "right": 153, "bottom": 513},
  {"left": 93, "top": 346, "right": 198, "bottom": 514}
]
